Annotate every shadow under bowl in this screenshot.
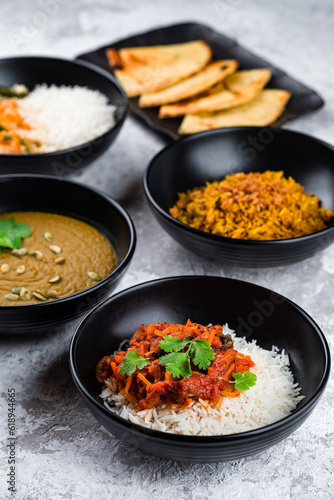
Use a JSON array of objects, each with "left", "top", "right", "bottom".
[
  {"left": 0, "top": 174, "right": 136, "bottom": 335},
  {"left": 69, "top": 275, "right": 330, "bottom": 463},
  {"left": 0, "top": 56, "right": 128, "bottom": 176},
  {"left": 144, "top": 128, "right": 334, "bottom": 267}
]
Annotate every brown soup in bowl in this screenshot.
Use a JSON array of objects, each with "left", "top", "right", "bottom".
[{"left": 0, "top": 211, "right": 116, "bottom": 305}]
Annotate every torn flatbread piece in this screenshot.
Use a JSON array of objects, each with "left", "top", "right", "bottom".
[
  {"left": 106, "top": 40, "right": 212, "bottom": 97},
  {"left": 138, "top": 59, "right": 238, "bottom": 107},
  {"left": 159, "top": 68, "right": 271, "bottom": 118},
  {"left": 178, "top": 89, "right": 291, "bottom": 134}
]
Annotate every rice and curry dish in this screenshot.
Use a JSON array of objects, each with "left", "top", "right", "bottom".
[
  {"left": 0, "top": 212, "right": 116, "bottom": 305},
  {"left": 105, "top": 40, "right": 291, "bottom": 133},
  {"left": 169, "top": 171, "right": 334, "bottom": 240},
  {"left": 0, "top": 83, "right": 116, "bottom": 154},
  {"left": 97, "top": 320, "right": 304, "bottom": 436}
]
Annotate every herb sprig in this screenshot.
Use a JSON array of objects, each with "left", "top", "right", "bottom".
[
  {"left": 229, "top": 371, "right": 257, "bottom": 391},
  {"left": 0, "top": 217, "right": 31, "bottom": 252},
  {"left": 158, "top": 335, "right": 215, "bottom": 378},
  {"left": 119, "top": 351, "right": 149, "bottom": 376}
]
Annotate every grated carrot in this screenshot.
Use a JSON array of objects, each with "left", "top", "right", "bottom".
[
  {"left": 120, "top": 389, "right": 138, "bottom": 407},
  {"left": 124, "top": 375, "right": 132, "bottom": 393},
  {"left": 137, "top": 372, "right": 151, "bottom": 387},
  {"left": 114, "top": 354, "right": 123, "bottom": 364},
  {"left": 222, "top": 363, "right": 235, "bottom": 381},
  {"left": 207, "top": 329, "right": 216, "bottom": 345},
  {"left": 220, "top": 390, "right": 240, "bottom": 398},
  {"left": 154, "top": 330, "right": 166, "bottom": 337},
  {"left": 182, "top": 398, "right": 192, "bottom": 407},
  {"left": 110, "top": 362, "right": 118, "bottom": 378},
  {"left": 140, "top": 343, "right": 146, "bottom": 356}
]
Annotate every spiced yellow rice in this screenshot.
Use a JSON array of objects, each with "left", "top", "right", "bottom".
[{"left": 169, "top": 170, "right": 333, "bottom": 240}]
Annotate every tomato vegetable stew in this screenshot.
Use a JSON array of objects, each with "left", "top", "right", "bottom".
[{"left": 96, "top": 320, "right": 256, "bottom": 410}]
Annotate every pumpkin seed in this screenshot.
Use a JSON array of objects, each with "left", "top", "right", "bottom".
[
  {"left": 55, "top": 257, "right": 65, "bottom": 264},
  {"left": 29, "top": 250, "right": 43, "bottom": 260},
  {"left": 1, "top": 264, "right": 11, "bottom": 273},
  {"left": 32, "top": 292, "right": 48, "bottom": 301},
  {"left": 5, "top": 293, "right": 19, "bottom": 301},
  {"left": 48, "top": 275, "right": 61, "bottom": 284},
  {"left": 44, "top": 232, "right": 53, "bottom": 242},
  {"left": 20, "top": 288, "right": 32, "bottom": 300},
  {"left": 49, "top": 245, "right": 62, "bottom": 254},
  {"left": 46, "top": 290, "right": 58, "bottom": 299},
  {"left": 87, "top": 271, "right": 102, "bottom": 281},
  {"left": 16, "top": 265, "right": 26, "bottom": 274},
  {"left": 12, "top": 287, "right": 22, "bottom": 295},
  {"left": 11, "top": 248, "right": 27, "bottom": 257}
]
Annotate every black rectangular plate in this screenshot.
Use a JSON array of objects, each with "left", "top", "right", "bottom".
[{"left": 76, "top": 22, "right": 324, "bottom": 140}]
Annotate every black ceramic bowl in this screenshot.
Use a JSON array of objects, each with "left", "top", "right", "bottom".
[
  {"left": 0, "top": 56, "right": 128, "bottom": 175},
  {"left": 0, "top": 174, "right": 136, "bottom": 335},
  {"left": 143, "top": 128, "right": 334, "bottom": 267},
  {"left": 69, "top": 275, "right": 330, "bottom": 463}
]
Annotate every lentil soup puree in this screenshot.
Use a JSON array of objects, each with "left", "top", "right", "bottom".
[{"left": 0, "top": 212, "right": 116, "bottom": 305}]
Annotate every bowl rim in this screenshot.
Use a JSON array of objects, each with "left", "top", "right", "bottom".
[
  {"left": 69, "top": 274, "right": 331, "bottom": 443},
  {"left": 143, "top": 127, "right": 334, "bottom": 246},
  {"left": 0, "top": 173, "right": 136, "bottom": 310},
  {"left": 0, "top": 55, "right": 129, "bottom": 159}
]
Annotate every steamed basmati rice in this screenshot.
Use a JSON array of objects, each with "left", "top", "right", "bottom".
[
  {"left": 17, "top": 84, "right": 116, "bottom": 152},
  {"left": 100, "top": 324, "right": 304, "bottom": 436}
]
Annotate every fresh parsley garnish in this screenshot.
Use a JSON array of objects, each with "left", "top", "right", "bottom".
[
  {"left": 119, "top": 351, "right": 149, "bottom": 376},
  {"left": 0, "top": 217, "right": 31, "bottom": 251},
  {"left": 158, "top": 335, "right": 215, "bottom": 377},
  {"left": 230, "top": 371, "right": 257, "bottom": 391}
]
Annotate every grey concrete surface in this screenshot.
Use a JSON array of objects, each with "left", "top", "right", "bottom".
[{"left": 0, "top": 1, "right": 333, "bottom": 498}]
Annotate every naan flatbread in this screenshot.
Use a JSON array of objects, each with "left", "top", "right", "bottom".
[
  {"left": 178, "top": 89, "right": 291, "bottom": 134},
  {"left": 138, "top": 60, "right": 238, "bottom": 107},
  {"left": 159, "top": 68, "right": 271, "bottom": 118},
  {"left": 106, "top": 40, "right": 212, "bottom": 97}
]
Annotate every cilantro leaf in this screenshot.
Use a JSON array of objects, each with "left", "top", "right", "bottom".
[
  {"left": 119, "top": 351, "right": 149, "bottom": 376},
  {"left": 190, "top": 339, "right": 216, "bottom": 370},
  {"left": 0, "top": 217, "right": 31, "bottom": 250},
  {"left": 158, "top": 352, "right": 192, "bottom": 378},
  {"left": 158, "top": 336, "right": 190, "bottom": 353},
  {"left": 231, "top": 371, "right": 257, "bottom": 391},
  {"left": 13, "top": 222, "right": 31, "bottom": 238},
  {"left": 158, "top": 334, "right": 215, "bottom": 378}
]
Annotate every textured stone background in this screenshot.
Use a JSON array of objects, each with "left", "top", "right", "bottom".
[{"left": 0, "top": 0, "right": 333, "bottom": 498}]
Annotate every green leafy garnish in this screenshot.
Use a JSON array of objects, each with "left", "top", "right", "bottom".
[
  {"left": 157, "top": 351, "right": 192, "bottom": 378},
  {"left": 158, "top": 335, "right": 191, "bottom": 353},
  {"left": 119, "top": 351, "right": 149, "bottom": 376},
  {"left": 230, "top": 371, "right": 257, "bottom": 391},
  {"left": 189, "top": 339, "right": 215, "bottom": 370},
  {"left": 0, "top": 85, "right": 28, "bottom": 98},
  {"left": 158, "top": 335, "right": 215, "bottom": 378},
  {"left": 0, "top": 217, "right": 31, "bottom": 251}
]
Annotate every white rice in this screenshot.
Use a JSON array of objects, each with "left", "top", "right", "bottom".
[
  {"left": 100, "top": 324, "right": 304, "bottom": 436},
  {"left": 17, "top": 84, "right": 116, "bottom": 152}
]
